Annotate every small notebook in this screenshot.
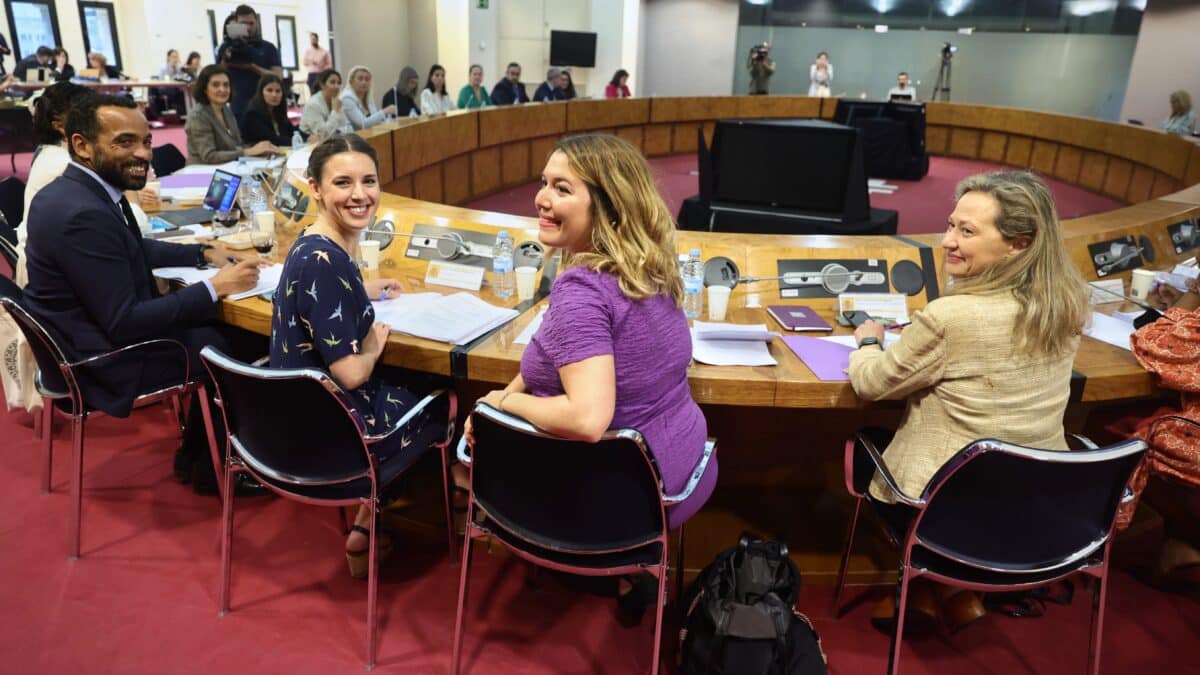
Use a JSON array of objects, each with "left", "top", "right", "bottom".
[{"left": 766, "top": 305, "right": 832, "bottom": 332}]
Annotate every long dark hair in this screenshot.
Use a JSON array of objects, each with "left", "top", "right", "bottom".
[
  {"left": 609, "top": 69, "right": 628, "bottom": 87},
  {"left": 423, "top": 64, "right": 446, "bottom": 95},
  {"left": 307, "top": 133, "right": 378, "bottom": 183},
  {"left": 249, "top": 74, "right": 289, "bottom": 130}
]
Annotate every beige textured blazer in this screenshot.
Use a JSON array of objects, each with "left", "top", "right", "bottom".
[{"left": 848, "top": 292, "right": 1080, "bottom": 503}]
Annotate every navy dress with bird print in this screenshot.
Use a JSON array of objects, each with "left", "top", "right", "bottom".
[{"left": 270, "top": 233, "right": 418, "bottom": 451}]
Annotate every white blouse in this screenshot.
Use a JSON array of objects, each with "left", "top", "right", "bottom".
[{"left": 419, "top": 89, "right": 455, "bottom": 115}]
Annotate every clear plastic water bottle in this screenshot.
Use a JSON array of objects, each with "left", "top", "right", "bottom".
[
  {"left": 239, "top": 179, "right": 267, "bottom": 215},
  {"left": 493, "top": 231, "right": 515, "bottom": 298},
  {"left": 291, "top": 130, "right": 304, "bottom": 150},
  {"left": 683, "top": 247, "right": 704, "bottom": 319}
]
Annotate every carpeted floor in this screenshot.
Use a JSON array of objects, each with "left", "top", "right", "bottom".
[
  {"left": 465, "top": 154, "right": 1126, "bottom": 236},
  {"left": 1, "top": 396, "right": 1198, "bottom": 674}
]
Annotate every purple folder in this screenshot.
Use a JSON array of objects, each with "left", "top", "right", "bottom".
[
  {"left": 160, "top": 173, "right": 214, "bottom": 188},
  {"left": 781, "top": 335, "right": 853, "bottom": 381}
]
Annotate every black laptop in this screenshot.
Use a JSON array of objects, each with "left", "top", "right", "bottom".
[{"left": 157, "top": 169, "right": 243, "bottom": 226}]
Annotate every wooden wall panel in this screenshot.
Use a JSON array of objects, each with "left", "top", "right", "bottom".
[
  {"left": 500, "top": 141, "right": 531, "bottom": 186},
  {"left": 529, "top": 136, "right": 559, "bottom": 175},
  {"left": 384, "top": 174, "right": 413, "bottom": 198},
  {"left": 947, "top": 128, "right": 981, "bottom": 158},
  {"left": 1053, "top": 145, "right": 1083, "bottom": 183},
  {"left": 734, "top": 96, "right": 822, "bottom": 119},
  {"left": 478, "top": 103, "right": 566, "bottom": 147},
  {"left": 1152, "top": 173, "right": 1182, "bottom": 199},
  {"left": 364, "top": 132, "right": 394, "bottom": 184},
  {"left": 926, "top": 125, "right": 949, "bottom": 154},
  {"left": 566, "top": 98, "right": 650, "bottom": 131},
  {"left": 1126, "top": 165, "right": 1156, "bottom": 204},
  {"left": 615, "top": 126, "right": 645, "bottom": 153},
  {"left": 1078, "top": 151, "right": 1108, "bottom": 192},
  {"left": 1102, "top": 158, "right": 1132, "bottom": 201},
  {"left": 643, "top": 124, "right": 673, "bottom": 156},
  {"left": 1030, "top": 140, "right": 1059, "bottom": 175},
  {"left": 650, "top": 96, "right": 739, "bottom": 123},
  {"left": 1004, "top": 136, "right": 1033, "bottom": 167},
  {"left": 979, "top": 131, "right": 1008, "bottom": 163},
  {"left": 673, "top": 123, "right": 702, "bottom": 153},
  {"left": 1186, "top": 145, "right": 1200, "bottom": 188},
  {"left": 412, "top": 164, "right": 443, "bottom": 203},
  {"left": 471, "top": 146, "right": 501, "bottom": 198},
  {"left": 442, "top": 154, "right": 472, "bottom": 205}
]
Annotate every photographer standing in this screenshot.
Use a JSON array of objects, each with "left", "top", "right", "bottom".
[
  {"left": 747, "top": 43, "right": 775, "bottom": 95},
  {"left": 216, "top": 5, "right": 283, "bottom": 119}
]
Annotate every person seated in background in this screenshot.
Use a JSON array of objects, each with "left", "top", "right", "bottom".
[
  {"left": 456, "top": 64, "right": 490, "bottom": 109},
  {"left": 240, "top": 73, "right": 297, "bottom": 146},
  {"left": 157, "top": 49, "right": 183, "bottom": 80},
  {"left": 185, "top": 64, "right": 277, "bottom": 164},
  {"left": 887, "top": 71, "right": 918, "bottom": 102},
  {"left": 300, "top": 68, "right": 348, "bottom": 141},
  {"left": 302, "top": 32, "right": 331, "bottom": 94},
  {"left": 87, "top": 52, "right": 123, "bottom": 80},
  {"left": 382, "top": 66, "right": 421, "bottom": 117},
  {"left": 605, "top": 69, "right": 631, "bottom": 99},
  {"left": 848, "top": 171, "right": 1089, "bottom": 630},
  {"left": 271, "top": 134, "right": 441, "bottom": 578},
  {"left": 22, "top": 94, "right": 269, "bottom": 495},
  {"left": 1161, "top": 90, "right": 1196, "bottom": 137},
  {"left": 13, "top": 46, "right": 54, "bottom": 82},
  {"left": 182, "top": 51, "right": 202, "bottom": 80},
  {"left": 150, "top": 49, "right": 187, "bottom": 118},
  {"left": 419, "top": 64, "right": 454, "bottom": 115},
  {"left": 490, "top": 61, "right": 528, "bottom": 106},
  {"left": 340, "top": 65, "right": 396, "bottom": 130},
  {"left": 53, "top": 47, "right": 74, "bottom": 82},
  {"left": 465, "top": 134, "right": 717, "bottom": 622},
  {"left": 561, "top": 70, "right": 577, "bottom": 100},
  {"left": 532, "top": 67, "right": 567, "bottom": 103}
]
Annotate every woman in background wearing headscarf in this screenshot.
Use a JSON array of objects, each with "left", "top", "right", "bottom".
[{"left": 382, "top": 66, "right": 421, "bottom": 118}]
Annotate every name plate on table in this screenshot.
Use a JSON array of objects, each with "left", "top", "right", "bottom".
[{"left": 426, "top": 260, "right": 485, "bottom": 291}]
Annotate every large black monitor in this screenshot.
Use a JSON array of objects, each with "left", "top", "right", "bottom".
[
  {"left": 709, "top": 119, "right": 869, "bottom": 223},
  {"left": 549, "top": 31, "right": 597, "bottom": 67}
]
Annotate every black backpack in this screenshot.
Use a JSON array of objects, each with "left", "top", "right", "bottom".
[{"left": 678, "top": 536, "right": 827, "bottom": 675}]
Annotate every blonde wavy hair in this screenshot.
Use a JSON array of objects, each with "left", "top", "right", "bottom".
[
  {"left": 947, "top": 171, "right": 1089, "bottom": 357},
  {"left": 1170, "top": 90, "right": 1193, "bottom": 117},
  {"left": 551, "top": 134, "right": 683, "bottom": 305}
]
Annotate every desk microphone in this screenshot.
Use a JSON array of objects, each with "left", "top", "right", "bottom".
[
  {"left": 1088, "top": 283, "right": 1170, "bottom": 328},
  {"left": 703, "top": 257, "right": 882, "bottom": 294}
]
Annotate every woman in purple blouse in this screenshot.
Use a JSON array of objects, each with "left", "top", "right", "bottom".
[{"left": 467, "top": 133, "right": 717, "bottom": 620}]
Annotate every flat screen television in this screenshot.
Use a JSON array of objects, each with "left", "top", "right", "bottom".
[
  {"left": 710, "top": 119, "right": 867, "bottom": 221},
  {"left": 549, "top": 30, "right": 597, "bottom": 67}
]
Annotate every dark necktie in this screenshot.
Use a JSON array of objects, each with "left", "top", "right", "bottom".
[{"left": 118, "top": 196, "right": 159, "bottom": 297}]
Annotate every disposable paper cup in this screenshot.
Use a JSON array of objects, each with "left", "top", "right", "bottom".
[
  {"left": 144, "top": 181, "right": 161, "bottom": 206},
  {"left": 1130, "top": 268, "right": 1155, "bottom": 300},
  {"left": 360, "top": 239, "right": 381, "bottom": 270},
  {"left": 253, "top": 210, "right": 275, "bottom": 234},
  {"left": 515, "top": 266, "right": 538, "bottom": 300},
  {"left": 707, "top": 285, "right": 731, "bottom": 321}
]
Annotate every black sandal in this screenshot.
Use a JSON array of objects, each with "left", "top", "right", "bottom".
[{"left": 345, "top": 524, "right": 395, "bottom": 579}]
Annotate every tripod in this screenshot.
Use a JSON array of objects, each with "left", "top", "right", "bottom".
[{"left": 931, "top": 55, "right": 952, "bottom": 101}]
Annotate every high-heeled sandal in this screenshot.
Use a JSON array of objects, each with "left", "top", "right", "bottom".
[
  {"left": 616, "top": 575, "right": 659, "bottom": 628},
  {"left": 345, "top": 524, "right": 395, "bottom": 579}
]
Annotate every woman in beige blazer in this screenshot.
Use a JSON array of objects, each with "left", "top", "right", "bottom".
[
  {"left": 185, "top": 64, "right": 277, "bottom": 165},
  {"left": 848, "top": 171, "right": 1090, "bottom": 627}
]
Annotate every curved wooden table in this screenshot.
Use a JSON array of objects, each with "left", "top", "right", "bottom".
[{"left": 211, "top": 98, "right": 1200, "bottom": 581}]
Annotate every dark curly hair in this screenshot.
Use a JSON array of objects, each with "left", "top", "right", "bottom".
[{"left": 192, "top": 64, "right": 230, "bottom": 105}]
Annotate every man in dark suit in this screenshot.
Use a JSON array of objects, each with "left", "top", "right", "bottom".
[
  {"left": 23, "top": 94, "right": 267, "bottom": 494},
  {"left": 490, "top": 61, "right": 529, "bottom": 106},
  {"left": 13, "top": 45, "right": 55, "bottom": 81},
  {"left": 532, "top": 67, "right": 568, "bottom": 103}
]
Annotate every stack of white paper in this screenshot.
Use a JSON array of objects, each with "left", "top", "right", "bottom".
[
  {"left": 153, "top": 263, "right": 284, "bottom": 302},
  {"left": 690, "top": 322, "right": 778, "bottom": 367},
  {"left": 374, "top": 292, "right": 519, "bottom": 345},
  {"left": 837, "top": 293, "right": 910, "bottom": 323},
  {"left": 820, "top": 334, "right": 901, "bottom": 349},
  {"left": 1084, "top": 311, "right": 1135, "bottom": 351},
  {"left": 153, "top": 266, "right": 219, "bottom": 284}
]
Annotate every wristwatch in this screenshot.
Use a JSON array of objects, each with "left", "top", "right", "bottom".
[
  {"left": 857, "top": 336, "right": 881, "bottom": 350},
  {"left": 196, "top": 244, "right": 214, "bottom": 268}
]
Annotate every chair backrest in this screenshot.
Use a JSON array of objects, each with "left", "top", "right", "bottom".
[
  {"left": 0, "top": 274, "right": 72, "bottom": 397},
  {"left": 912, "top": 438, "right": 1146, "bottom": 573},
  {"left": 0, "top": 176, "right": 25, "bottom": 232},
  {"left": 0, "top": 108, "right": 36, "bottom": 156},
  {"left": 199, "top": 346, "right": 375, "bottom": 486},
  {"left": 470, "top": 404, "right": 667, "bottom": 553},
  {"left": 151, "top": 144, "right": 187, "bottom": 178},
  {"left": 0, "top": 231, "right": 16, "bottom": 273}
]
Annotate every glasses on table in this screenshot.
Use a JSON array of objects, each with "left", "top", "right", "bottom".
[
  {"left": 211, "top": 208, "right": 242, "bottom": 238},
  {"left": 250, "top": 228, "right": 275, "bottom": 258}
]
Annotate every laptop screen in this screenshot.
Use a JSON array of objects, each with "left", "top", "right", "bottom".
[{"left": 202, "top": 170, "right": 242, "bottom": 212}]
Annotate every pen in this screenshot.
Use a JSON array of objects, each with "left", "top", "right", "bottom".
[
  {"left": 887, "top": 322, "right": 912, "bottom": 331},
  {"left": 380, "top": 290, "right": 389, "bottom": 302}
]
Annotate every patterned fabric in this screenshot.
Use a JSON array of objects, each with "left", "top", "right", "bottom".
[
  {"left": 520, "top": 266, "right": 716, "bottom": 529},
  {"left": 269, "top": 233, "right": 416, "bottom": 435},
  {"left": 1115, "top": 308, "right": 1200, "bottom": 528},
  {"left": 849, "top": 293, "right": 1079, "bottom": 502}
]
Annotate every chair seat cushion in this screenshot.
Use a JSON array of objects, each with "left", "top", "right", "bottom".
[{"left": 477, "top": 515, "right": 664, "bottom": 571}]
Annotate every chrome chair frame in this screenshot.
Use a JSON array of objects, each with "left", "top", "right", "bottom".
[
  {"left": 450, "top": 403, "right": 716, "bottom": 675},
  {"left": 199, "top": 346, "right": 458, "bottom": 671},
  {"left": 0, "top": 291, "right": 208, "bottom": 559},
  {"left": 832, "top": 432, "right": 1145, "bottom": 675}
]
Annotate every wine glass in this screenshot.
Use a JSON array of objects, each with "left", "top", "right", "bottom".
[
  {"left": 250, "top": 228, "right": 275, "bottom": 259},
  {"left": 211, "top": 207, "right": 241, "bottom": 239}
]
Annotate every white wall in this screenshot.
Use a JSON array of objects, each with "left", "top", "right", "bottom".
[
  {"left": 1120, "top": 0, "right": 1200, "bottom": 127},
  {"left": 410, "top": 0, "right": 439, "bottom": 78},
  {"left": 331, "top": 0, "right": 409, "bottom": 97},
  {"left": 467, "top": 0, "right": 497, "bottom": 91},
  {"left": 640, "top": 0, "right": 738, "bottom": 97}
]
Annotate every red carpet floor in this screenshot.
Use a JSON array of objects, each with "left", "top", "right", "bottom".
[
  {"left": 1, "top": 396, "right": 1199, "bottom": 674},
  {"left": 465, "top": 155, "right": 1126, "bottom": 235}
]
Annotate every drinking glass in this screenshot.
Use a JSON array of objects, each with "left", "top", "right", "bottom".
[{"left": 250, "top": 228, "right": 275, "bottom": 258}]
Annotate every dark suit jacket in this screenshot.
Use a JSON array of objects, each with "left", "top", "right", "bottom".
[
  {"left": 490, "top": 78, "right": 529, "bottom": 105},
  {"left": 23, "top": 164, "right": 215, "bottom": 416},
  {"left": 532, "top": 82, "right": 566, "bottom": 103}
]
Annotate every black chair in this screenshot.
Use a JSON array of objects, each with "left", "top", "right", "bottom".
[
  {"left": 0, "top": 107, "right": 35, "bottom": 172},
  {"left": 451, "top": 403, "right": 717, "bottom": 675},
  {"left": 150, "top": 143, "right": 187, "bottom": 178},
  {"left": 198, "top": 346, "right": 458, "bottom": 670},
  {"left": 0, "top": 227, "right": 16, "bottom": 274},
  {"left": 0, "top": 176, "right": 25, "bottom": 234},
  {"left": 832, "top": 432, "right": 1147, "bottom": 675},
  {"left": 0, "top": 275, "right": 210, "bottom": 559}
]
